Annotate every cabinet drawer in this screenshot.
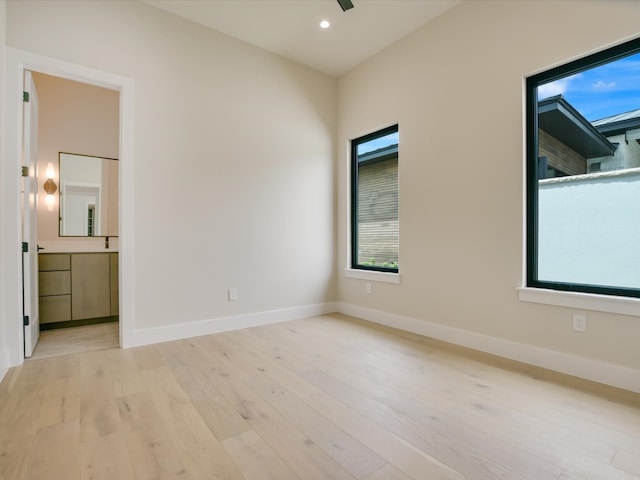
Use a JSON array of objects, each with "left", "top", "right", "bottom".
[
  {"left": 39, "top": 271, "right": 71, "bottom": 296},
  {"left": 39, "top": 295, "right": 71, "bottom": 324},
  {"left": 39, "top": 254, "right": 71, "bottom": 272}
]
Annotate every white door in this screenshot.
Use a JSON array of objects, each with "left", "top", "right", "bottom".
[{"left": 22, "top": 71, "right": 40, "bottom": 357}]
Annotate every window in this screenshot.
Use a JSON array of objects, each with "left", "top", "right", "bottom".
[
  {"left": 526, "top": 38, "right": 640, "bottom": 298},
  {"left": 87, "top": 204, "right": 95, "bottom": 237},
  {"left": 351, "top": 125, "right": 399, "bottom": 273}
]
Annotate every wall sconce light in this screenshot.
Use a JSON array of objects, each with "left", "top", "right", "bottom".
[{"left": 43, "top": 162, "right": 57, "bottom": 212}]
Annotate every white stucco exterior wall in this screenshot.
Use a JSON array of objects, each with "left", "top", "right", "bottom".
[{"left": 539, "top": 169, "right": 640, "bottom": 289}]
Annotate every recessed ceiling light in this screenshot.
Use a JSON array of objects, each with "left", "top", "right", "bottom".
[{"left": 320, "top": 20, "right": 330, "bottom": 29}]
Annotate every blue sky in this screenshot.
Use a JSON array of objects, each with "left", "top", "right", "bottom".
[
  {"left": 357, "top": 132, "right": 399, "bottom": 155},
  {"left": 538, "top": 52, "right": 640, "bottom": 121}
]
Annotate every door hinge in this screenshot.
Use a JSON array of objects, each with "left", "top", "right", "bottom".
[
  {"left": 22, "top": 242, "right": 29, "bottom": 253},
  {"left": 23, "top": 315, "right": 29, "bottom": 326},
  {"left": 21, "top": 166, "right": 29, "bottom": 177},
  {"left": 23, "top": 91, "right": 30, "bottom": 102}
]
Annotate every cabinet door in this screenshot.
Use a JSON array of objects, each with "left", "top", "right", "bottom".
[
  {"left": 110, "top": 253, "right": 119, "bottom": 316},
  {"left": 71, "top": 254, "right": 111, "bottom": 320}
]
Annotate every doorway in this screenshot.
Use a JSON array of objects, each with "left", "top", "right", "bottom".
[
  {"left": 30, "top": 72, "right": 120, "bottom": 359},
  {"left": 4, "top": 47, "right": 135, "bottom": 367}
]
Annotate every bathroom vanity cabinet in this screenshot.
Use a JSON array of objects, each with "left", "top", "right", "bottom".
[{"left": 38, "top": 252, "right": 118, "bottom": 327}]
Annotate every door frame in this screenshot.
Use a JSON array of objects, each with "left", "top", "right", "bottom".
[{"left": 3, "top": 48, "right": 135, "bottom": 366}]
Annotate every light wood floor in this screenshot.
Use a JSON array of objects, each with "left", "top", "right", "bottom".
[
  {"left": 30, "top": 323, "right": 119, "bottom": 360},
  {"left": 1, "top": 314, "right": 639, "bottom": 480}
]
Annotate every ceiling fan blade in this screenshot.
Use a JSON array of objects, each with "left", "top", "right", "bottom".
[{"left": 337, "top": 0, "right": 354, "bottom": 12}]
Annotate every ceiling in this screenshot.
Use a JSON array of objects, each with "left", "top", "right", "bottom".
[{"left": 143, "top": 0, "right": 462, "bottom": 76}]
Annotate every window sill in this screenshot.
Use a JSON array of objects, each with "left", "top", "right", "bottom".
[
  {"left": 345, "top": 268, "right": 401, "bottom": 284},
  {"left": 518, "top": 287, "right": 640, "bottom": 317}
]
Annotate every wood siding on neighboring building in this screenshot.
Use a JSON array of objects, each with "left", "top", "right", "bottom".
[
  {"left": 539, "top": 128, "right": 586, "bottom": 176},
  {"left": 357, "top": 158, "right": 398, "bottom": 264}
]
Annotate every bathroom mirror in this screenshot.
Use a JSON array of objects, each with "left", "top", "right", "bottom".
[{"left": 58, "top": 152, "right": 119, "bottom": 237}]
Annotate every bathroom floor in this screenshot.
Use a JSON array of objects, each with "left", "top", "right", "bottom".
[{"left": 30, "top": 322, "right": 119, "bottom": 360}]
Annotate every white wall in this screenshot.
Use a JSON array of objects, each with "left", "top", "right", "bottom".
[
  {"left": 4, "top": 0, "right": 639, "bottom": 390},
  {"left": 0, "top": 0, "right": 8, "bottom": 379},
  {"left": 337, "top": 0, "right": 640, "bottom": 376},
  {"left": 32, "top": 73, "right": 119, "bottom": 244},
  {"left": 4, "top": 1, "right": 336, "bottom": 352}
]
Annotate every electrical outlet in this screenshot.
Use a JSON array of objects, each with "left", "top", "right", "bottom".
[
  {"left": 228, "top": 288, "right": 238, "bottom": 301},
  {"left": 572, "top": 313, "right": 587, "bottom": 332},
  {"left": 366, "top": 283, "right": 372, "bottom": 294}
]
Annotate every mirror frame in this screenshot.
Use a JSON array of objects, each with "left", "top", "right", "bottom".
[{"left": 58, "top": 152, "right": 119, "bottom": 238}]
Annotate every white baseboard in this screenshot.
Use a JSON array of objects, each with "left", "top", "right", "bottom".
[
  {"left": 120, "top": 300, "right": 640, "bottom": 393},
  {"left": 336, "top": 302, "right": 640, "bottom": 394},
  {"left": 0, "top": 350, "right": 10, "bottom": 385},
  {"left": 125, "top": 302, "right": 338, "bottom": 348}
]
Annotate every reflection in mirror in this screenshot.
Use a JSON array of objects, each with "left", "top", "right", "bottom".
[{"left": 59, "top": 152, "right": 119, "bottom": 237}]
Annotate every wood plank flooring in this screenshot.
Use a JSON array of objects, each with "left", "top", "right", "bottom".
[
  {"left": 30, "top": 323, "right": 119, "bottom": 360},
  {"left": 1, "top": 313, "right": 639, "bottom": 480}
]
